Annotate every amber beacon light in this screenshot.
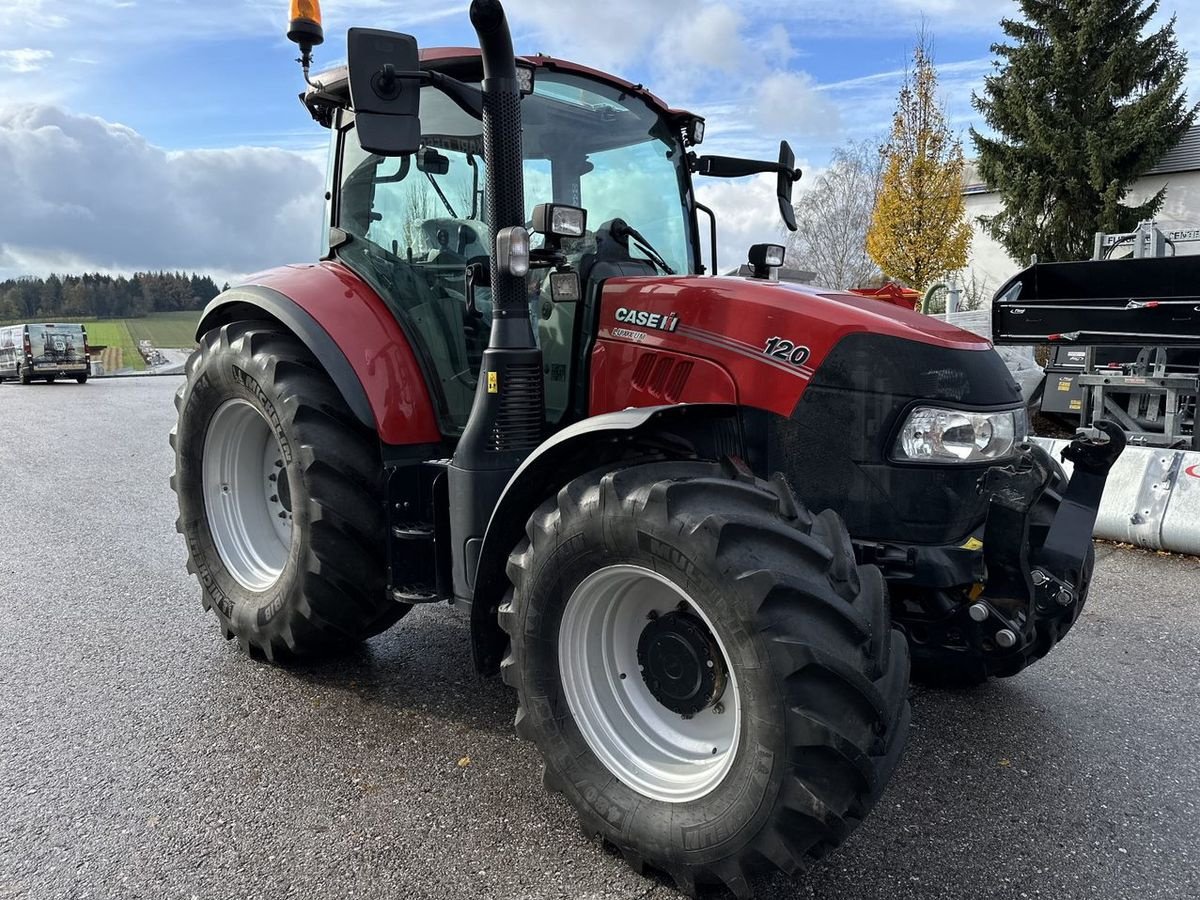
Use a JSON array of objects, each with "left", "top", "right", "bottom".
[{"left": 287, "top": 0, "right": 324, "bottom": 49}]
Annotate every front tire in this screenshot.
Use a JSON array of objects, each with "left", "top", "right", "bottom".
[
  {"left": 500, "top": 461, "right": 910, "bottom": 897},
  {"left": 76, "top": 373, "right": 88, "bottom": 384},
  {"left": 171, "top": 321, "right": 409, "bottom": 660}
]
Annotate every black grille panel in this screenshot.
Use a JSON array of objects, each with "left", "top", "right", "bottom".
[{"left": 490, "top": 362, "right": 543, "bottom": 452}]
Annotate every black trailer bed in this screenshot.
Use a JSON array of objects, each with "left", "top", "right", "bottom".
[{"left": 992, "top": 255, "right": 1200, "bottom": 345}]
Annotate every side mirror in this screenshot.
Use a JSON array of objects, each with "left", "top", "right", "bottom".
[
  {"left": 777, "top": 141, "right": 800, "bottom": 232},
  {"left": 347, "top": 27, "right": 423, "bottom": 157}
]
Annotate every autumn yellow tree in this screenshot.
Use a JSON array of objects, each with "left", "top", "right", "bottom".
[{"left": 866, "top": 37, "right": 971, "bottom": 291}]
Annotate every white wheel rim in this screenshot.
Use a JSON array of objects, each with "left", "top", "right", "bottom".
[
  {"left": 558, "top": 564, "right": 741, "bottom": 803},
  {"left": 202, "top": 399, "right": 293, "bottom": 591}
]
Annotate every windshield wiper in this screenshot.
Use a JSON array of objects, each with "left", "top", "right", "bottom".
[
  {"left": 425, "top": 171, "right": 459, "bottom": 218},
  {"left": 612, "top": 220, "right": 675, "bottom": 275}
]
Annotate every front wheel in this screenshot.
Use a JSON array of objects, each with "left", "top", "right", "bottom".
[
  {"left": 170, "top": 321, "right": 409, "bottom": 660},
  {"left": 500, "top": 461, "right": 910, "bottom": 896},
  {"left": 76, "top": 373, "right": 88, "bottom": 384}
]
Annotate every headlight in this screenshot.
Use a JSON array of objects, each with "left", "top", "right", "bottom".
[{"left": 894, "top": 406, "right": 1027, "bottom": 463}]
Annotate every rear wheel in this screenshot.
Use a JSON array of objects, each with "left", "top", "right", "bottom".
[
  {"left": 171, "top": 320, "right": 409, "bottom": 660},
  {"left": 76, "top": 373, "right": 88, "bottom": 384},
  {"left": 500, "top": 461, "right": 910, "bottom": 897},
  {"left": 46, "top": 376, "right": 56, "bottom": 384}
]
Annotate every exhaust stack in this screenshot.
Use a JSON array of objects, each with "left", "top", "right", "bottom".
[{"left": 448, "top": 0, "right": 543, "bottom": 603}]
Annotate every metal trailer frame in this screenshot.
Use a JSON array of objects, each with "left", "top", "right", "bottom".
[
  {"left": 1083, "top": 222, "right": 1200, "bottom": 448},
  {"left": 995, "top": 222, "right": 1200, "bottom": 449}
]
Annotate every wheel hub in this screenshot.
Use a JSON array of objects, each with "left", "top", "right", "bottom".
[
  {"left": 638, "top": 611, "right": 726, "bottom": 715},
  {"left": 557, "top": 564, "right": 742, "bottom": 803}
]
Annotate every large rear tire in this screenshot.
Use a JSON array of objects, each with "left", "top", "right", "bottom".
[
  {"left": 171, "top": 321, "right": 408, "bottom": 660},
  {"left": 500, "top": 461, "right": 910, "bottom": 897}
]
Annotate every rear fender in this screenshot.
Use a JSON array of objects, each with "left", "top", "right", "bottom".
[
  {"left": 468, "top": 403, "right": 742, "bottom": 673},
  {"left": 197, "top": 263, "right": 441, "bottom": 446}
]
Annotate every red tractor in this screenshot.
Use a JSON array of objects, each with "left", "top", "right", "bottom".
[{"left": 171, "top": 1, "right": 1123, "bottom": 895}]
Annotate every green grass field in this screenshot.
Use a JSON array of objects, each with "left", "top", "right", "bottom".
[
  {"left": 84, "top": 320, "right": 146, "bottom": 371},
  {"left": 123, "top": 311, "right": 202, "bottom": 348},
  {"left": 0, "top": 311, "right": 201, "bottom": 372}
]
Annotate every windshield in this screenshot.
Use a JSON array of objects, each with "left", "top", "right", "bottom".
[{"left": 334, "top": 67, "right": 694, "bottom": 433}]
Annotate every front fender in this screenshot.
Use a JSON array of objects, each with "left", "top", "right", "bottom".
[
  {"left": 468, "top": 403, "right": 742, "bottom": 672},
  {"left": 197, "top": 263, "right": 441, "bottom": 446}
]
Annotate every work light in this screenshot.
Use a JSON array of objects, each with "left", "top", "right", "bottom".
[{"left": 532, "top": 203, "right": 587, "bottom": 239}]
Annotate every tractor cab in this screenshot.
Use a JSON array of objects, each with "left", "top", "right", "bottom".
[{"left": 304, "top": 55, "right": 701, "bottom": 433}]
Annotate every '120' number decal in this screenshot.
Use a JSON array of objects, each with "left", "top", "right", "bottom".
[{"left": 763, "top": 336, "right": 811, "bottom": 367}]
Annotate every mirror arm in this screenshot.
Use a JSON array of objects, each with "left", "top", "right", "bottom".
[
  {"left": 426, "top": 70, "right": 485, "bottom": 119},
  {"left": 692, "top": 154, "right": 801, "bottom": 182}
]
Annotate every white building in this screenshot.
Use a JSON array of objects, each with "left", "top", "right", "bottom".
[{"left": 962, "top": 124, "right": 1200, "bottom": 295}]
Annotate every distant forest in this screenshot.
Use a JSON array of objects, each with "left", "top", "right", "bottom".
[{"left": 0, "top": 272, "right": 226, "bottom": 321}]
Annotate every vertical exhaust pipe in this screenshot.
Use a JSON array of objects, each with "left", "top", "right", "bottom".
[{"left": 449, "top": 0, "right": 543, "bottom": 603}]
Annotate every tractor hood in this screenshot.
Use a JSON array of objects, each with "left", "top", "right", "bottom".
[
  {"left": 593, "top": 275, "right": 1015, "bottom": 421},
  {"left": 603, "top": 275, "right": 990, "bottom": 351}
]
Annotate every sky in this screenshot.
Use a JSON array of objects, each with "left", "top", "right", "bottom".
[{"left": 0, "top": 0, "right": 1196, "bottom": 281}]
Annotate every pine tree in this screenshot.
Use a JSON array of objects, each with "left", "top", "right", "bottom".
[
  {"left": 867, "top": 36, "right": 972, "bottom": 290},
  {"left": 972, "top": 0, "right": 1196, "bottom": 264}
]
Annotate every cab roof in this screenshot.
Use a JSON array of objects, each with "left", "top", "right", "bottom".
[{"left": 302, "top": 47, "right": 697, "bottom": 130}]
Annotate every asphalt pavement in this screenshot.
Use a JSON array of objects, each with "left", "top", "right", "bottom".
[{"left": 1, "top": 376, "right": 1198, "bottom": 900}]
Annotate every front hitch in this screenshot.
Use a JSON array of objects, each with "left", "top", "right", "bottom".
[{"left": 965, "top": 421, "right": 1125, "bottom": 656}]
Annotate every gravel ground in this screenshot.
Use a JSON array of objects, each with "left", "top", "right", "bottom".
[{"left": 1, "top": 376, "right": 1197, "bottom": 900}]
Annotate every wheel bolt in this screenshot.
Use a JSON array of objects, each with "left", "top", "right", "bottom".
[{"left": 712, "top": 703, "right": 724, "bottom": 715}]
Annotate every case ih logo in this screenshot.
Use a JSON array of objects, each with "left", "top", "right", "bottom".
[{"left": 615, "top": 307, "right": 680, "bottom": 332}]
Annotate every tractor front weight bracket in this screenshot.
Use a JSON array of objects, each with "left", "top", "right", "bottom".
[{"left": 966, "top": 423, "right": 1125, "bottom": 657}]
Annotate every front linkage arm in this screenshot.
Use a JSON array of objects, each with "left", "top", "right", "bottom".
[{"left": 969, "top": 421, "right": 1125, "bottom": 658}]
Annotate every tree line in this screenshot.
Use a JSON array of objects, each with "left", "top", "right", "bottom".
[{"left": 0, "top": 272, "right": 227, "bottom": 322}]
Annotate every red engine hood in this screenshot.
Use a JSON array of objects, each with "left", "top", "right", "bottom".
[
  {"left": 590, "top": 275, "right": 994, "bottom": 419},
  {"left": 603, "top": 276, "right": 989, "bottom": 351}
]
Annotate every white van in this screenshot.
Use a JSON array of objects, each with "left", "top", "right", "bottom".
[{"left": 0, "top": 323, "right": 91, "bottom": 384}]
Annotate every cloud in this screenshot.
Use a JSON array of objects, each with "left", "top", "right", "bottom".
[
  {"left": 0, "top": 49, "right": 53, "bottom": 73},
  {"left": 0, "top": 105, "right": 324, "bottom": 279},
  {"left": 754, "top": 71, "right": 841, "bottom": 139}
]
